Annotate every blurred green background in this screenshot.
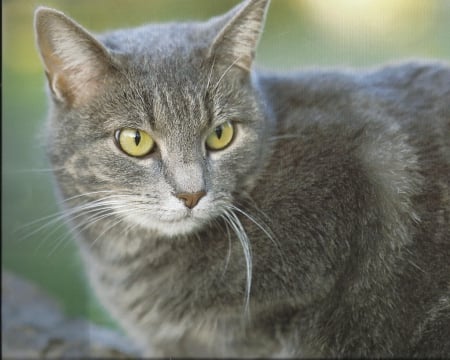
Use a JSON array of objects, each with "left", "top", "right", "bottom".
[{"left": 3, "top": 0, "right": 450, "bottom": 329}]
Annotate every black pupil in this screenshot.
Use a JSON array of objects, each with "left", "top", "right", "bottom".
[
  {"left": 215, "top": 126, "right": 223, "bottom": 139},
  {"left": 134, "top": 130, "right": 141, "bottom": 146}
]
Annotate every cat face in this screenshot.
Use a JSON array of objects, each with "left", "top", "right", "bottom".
[{"left": 36, "top": 1, "right": 271, "bottom": 238}]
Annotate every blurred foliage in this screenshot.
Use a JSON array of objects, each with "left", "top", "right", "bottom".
[{"left": 3, "top": 0, "right": 450, "bottom": 328}]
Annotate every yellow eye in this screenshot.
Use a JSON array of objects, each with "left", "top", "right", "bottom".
[
  {"left": 115, "top": 128, "right": 155, "bottom": 157},
  {"left": 206, "top": 122, "right": 234, "bottom": 151}
]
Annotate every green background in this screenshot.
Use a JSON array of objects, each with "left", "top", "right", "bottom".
[{"left": 3, "top": 0, "right": 450, "bottom": 328}]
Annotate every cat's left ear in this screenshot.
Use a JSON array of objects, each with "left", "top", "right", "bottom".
[{"left": 209, "top": 0, "right": 270, "bottom": 72}]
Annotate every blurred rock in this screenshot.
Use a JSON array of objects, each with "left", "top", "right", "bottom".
[{"left": 2, "top": 270, "right": 141, "bottom": 358}]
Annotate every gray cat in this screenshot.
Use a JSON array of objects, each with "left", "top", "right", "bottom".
[{"left": 34, "top": 0, "right": 450, "bottom": 357}]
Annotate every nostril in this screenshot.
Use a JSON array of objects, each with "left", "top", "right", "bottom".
[{"left": 175, "top": 191, "right": 206, "bottom": 209}]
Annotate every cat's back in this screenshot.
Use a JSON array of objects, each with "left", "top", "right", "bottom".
[
  {"left": 254, "top": 61, "right": 450, "bottom": 356},
  {"left": 256, "top": 61, "right": 450, "bottom": 245},
  {"left": 257, "top": 61, "right": 450, "bottom": 181},
  {"left": 259, "top": 61, "right": 450, "bottom": 135}
]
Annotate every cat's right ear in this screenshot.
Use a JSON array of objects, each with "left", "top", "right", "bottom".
[
  {"left": 34, "top": 7, "right": 115, "bottom": 107},
  {"left": 208, "top": 0, "right": 270, "bottom": 72}
]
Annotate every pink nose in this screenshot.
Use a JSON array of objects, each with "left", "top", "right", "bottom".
[{"left": 175, "top": 191, "right": 206, "bottom": 209}]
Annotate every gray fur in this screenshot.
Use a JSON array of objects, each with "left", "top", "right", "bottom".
[{"left": 34, "top": 0, "right": 450, "bottom": 357}]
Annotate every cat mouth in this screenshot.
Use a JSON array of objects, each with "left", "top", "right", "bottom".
[{"left": 114, "top": 195, "right": 220, "bottom": 236}]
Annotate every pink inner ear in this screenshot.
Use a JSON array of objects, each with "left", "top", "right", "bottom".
[
  {"left": 46, "top": 71, "right": 70, "bottom": 103},
  {"left": 51, "top": 61, "right": 110, "bottom": 107},
  {"left": 45, "top": 58, "right": 110, "bottom": 107}
]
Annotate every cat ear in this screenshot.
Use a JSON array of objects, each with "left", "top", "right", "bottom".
[
  {"left": 209, "top": 0, "right": 270, "bottom": 72},
  {"left": 34, "top": 7, "right": 114, "bottom": 107}
]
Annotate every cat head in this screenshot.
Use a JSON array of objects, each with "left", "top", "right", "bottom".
[{"left": 34, "top": 0, "right": 272, "bottom": 238}]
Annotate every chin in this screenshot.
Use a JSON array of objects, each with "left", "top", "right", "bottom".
[
  {"left": 152, "top": 218, "right": 206, "bottom": 238},
  {"left": 123, "top": 211, "right": 209, "bottom": 238}
]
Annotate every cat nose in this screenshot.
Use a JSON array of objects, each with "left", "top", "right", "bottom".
[{"left": 175, "top": 191, "right": 206, "bottom": 209}]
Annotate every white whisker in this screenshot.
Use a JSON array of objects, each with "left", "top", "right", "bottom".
[
  {"left": 268, "top": 134, "right": 300, "bottom": 142},
  {"left": 5, "top": 167, "right": 66, "bottom": 174},
  {"left": 17, "top": 191, "right": 152, "bottom": 258},
  {"left": 90, "top": 214, "right": 127, "bottom": 248},
  {"left": 229, "top": 205, "right": 275, "bottom": 246},
  {"left": 220, "top": 218, "right": 233, "bottom": 279},
  {"left": 46, "top": 204, "right": 150, "bottom": 256},
  {"left": 205, "top": 55, "right": 217, "bottom": 94},
  {"left": 17, "top": 192, "right": 119, "bottom": 231},
  {"left": 19, "top": 200, "right": 131, "bottom": 241},
  {"left": 40, "top": 205, "right": 126, "bottom": 253},
  {"left": 222, "top": 208, "right": 252, "bottom": 319},
  {"left": 212, "top": 55, "right": 244, "bottom": 94},
  {"left": 230, "top": 203, "right": 285, "bottom": 267},
  {"left": 59, "top": 190, "right": 116, "bottom": 204}
]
